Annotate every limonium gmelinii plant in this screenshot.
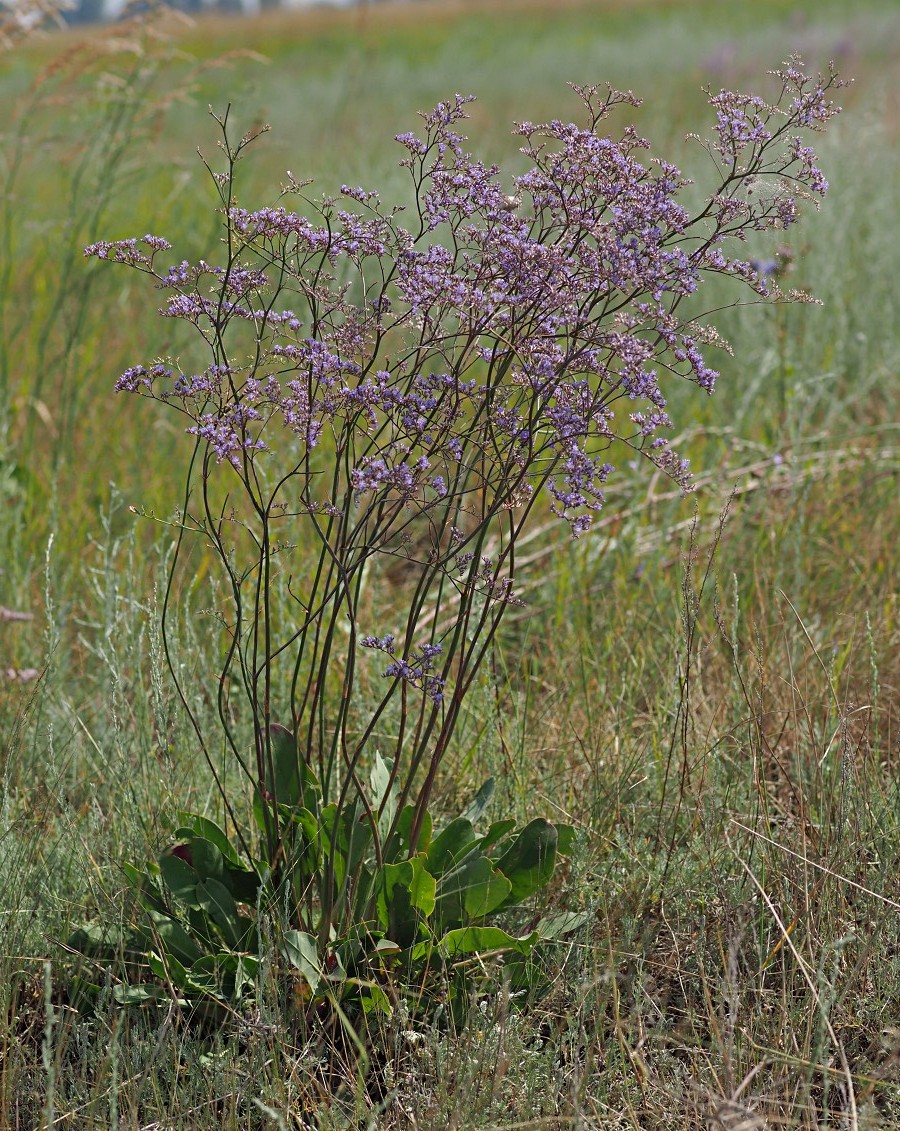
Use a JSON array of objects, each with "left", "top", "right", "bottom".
[{"left": 83, "top": 59, "right": 841, "bottom": 1012}]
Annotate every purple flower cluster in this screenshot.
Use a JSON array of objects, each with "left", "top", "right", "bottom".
[
  {"left": 361, "top": 637, "right": 445, "bottom": 703},
  {"left": 709, "top": 91, "right": 773, "bottom": 159},
  {"left": 84, "top": 234, "right": 171, "bottom": 266},
  {"left": 90, "top": 60, "right": 841, "bottom": 551}
]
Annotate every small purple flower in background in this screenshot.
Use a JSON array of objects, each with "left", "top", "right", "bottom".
[{"left": 750, "top": 258, "right": 779, "bottom": 281}]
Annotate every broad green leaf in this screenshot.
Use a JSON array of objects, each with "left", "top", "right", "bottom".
[
  {"left": 125, "top": 863, "right": 168, "bottom": 916},
  {"left": 324, "top": 799, "right": 375, "bottom": 897},
  {"left": 369, "top": 751, "right": 398, "bottom": 842},
  {"left": 147, "top": 949, "right": 189, "bottom": 989},
  {"left": 375, "top": 861, "right": 411, "bottom": 921},
  {"left": 183, "top": 965, "right": 222, "bottom": 996},
  {"left": 344, "top": 805, "right": 376, "bottom": 879},
  {"left": 318, "top": 803, "right": 340, "bottom": 846},
  {"left": 280, "top": 808, "right": 323, "bottom": 896},
  {"left": 187, "top": 906, "right": 211, "bottom": 946},
  {"left": 147, "top": 910, "right": 205, "bottom": 967},
  {"left": 533, "top": 911, "right": 590, "bottom": 939},
  {"left": 67, "top": 923, "right": 120, "bottom": 959},
  {"left": 554, "top": 823, "right": 577, "bottom": 856},
  {"left": 334, "top": 929, "right": 367, "bottom": 970},
  {"left": 405, "top": 856, "right": 437, "bottom": 916},
  {"left": 68, "top": 975, "right": 102, "bottom": 1004},
  {"left": 193, "top": 952, "right": 237, "bottom": 976},
  {"left": 494, "top": 818, "right": 558, "bottom": 906},
  {"left": 268, "top": 722, "right": 301, "bottom": 808},
  {"left": 189, "top": 837, "right": 226, "bottom": 884},
  {"left": 283, "top": 930, "right": 321, "bottom": 994},
  {"left": 477, "top": 819, "right": 517, "bottom": 854},
  {"left": 439, "top": 925, "right": 537, "bottom": 958},
  {"left": 168, "top": 832, "right": 262, "bottom": 909},
  {"left": 434, "top": 854, "right": 511, "bottom": 927},
  {"left": 164, "top": 834, "right": 260, "bottom": 906},
  {"left": 380, "top": 881, "right": 414, "bottom": 944},
  {"left": 159, "top": 853, "right": 200, "bottom": 909},
  {"left": 113, "top": 983, "right": 172, "bottom": 1006},
  {"left": 361, "top": 984, "right": 393, "bottom": 1015},
  {"left": 409, "top": 938, "right": 433, "bottom": 963},
  {"left": 121, "top": 861, "right": 147, "bottom": 888},
  {"left": 425, "top": 817, "right": 478, "bottom": 876},
  {"left": 384, "top": 805, "right": 432, "bottom": 862},
  {"left": 288, "top": 807, "right": 322, "bottom": 855},
  {"left": 174, "top": 814, "right": 242, "bottom": 867},
  {"left": 376, "top": 859, "right": 436, "bottom": 944},
  {"left": 233, "top": 954, "right": 259, "bottom": 998},
  {"left": 222, "top": 860, "right": 262, "bottom": 905},
  {"left": 190, "top": 953, "right": 244, "bottom": 997},
  {"left": 459, "top": 777, "right": 495, "bottom": 825},
  {"left": 266, "top": 723, "right": 319, "bottom": 809},
  {"left": 252, "top": 786, "right": 272, "bottom": 837},
  {"left": 195, "top": 877, "right": 242, "bottom": 949},
  {"left": 349, "top": 862, "right": 377, "bottom": 924},
  {"left": 417, "top": 808, "right": 434, "bottom": 853}
]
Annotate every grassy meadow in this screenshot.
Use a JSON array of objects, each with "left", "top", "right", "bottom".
[{"left": 1, "top": 0, "right": 899, "bottom": 1126}]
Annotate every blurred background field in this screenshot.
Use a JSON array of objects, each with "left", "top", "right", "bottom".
[{"left": 1, "top": 0, "right": 899, "bottom": 1126}]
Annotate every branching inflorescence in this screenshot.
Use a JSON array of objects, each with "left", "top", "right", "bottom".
[{"left": 86, "top": 58, "right": 841, "bottom": 879}]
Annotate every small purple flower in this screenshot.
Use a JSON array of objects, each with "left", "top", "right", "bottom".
[
  {"left": 361, "top": 633, "right": 396, "bottom": 655},
  {"left": 384, "top": 641, "right": 445, "bottom": 703},
  {"left": 84, "top": 235, "right": 170, "bottom": 267},
  {"left": 115, "top": 363, "right": 172, "bottom": 393}
]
